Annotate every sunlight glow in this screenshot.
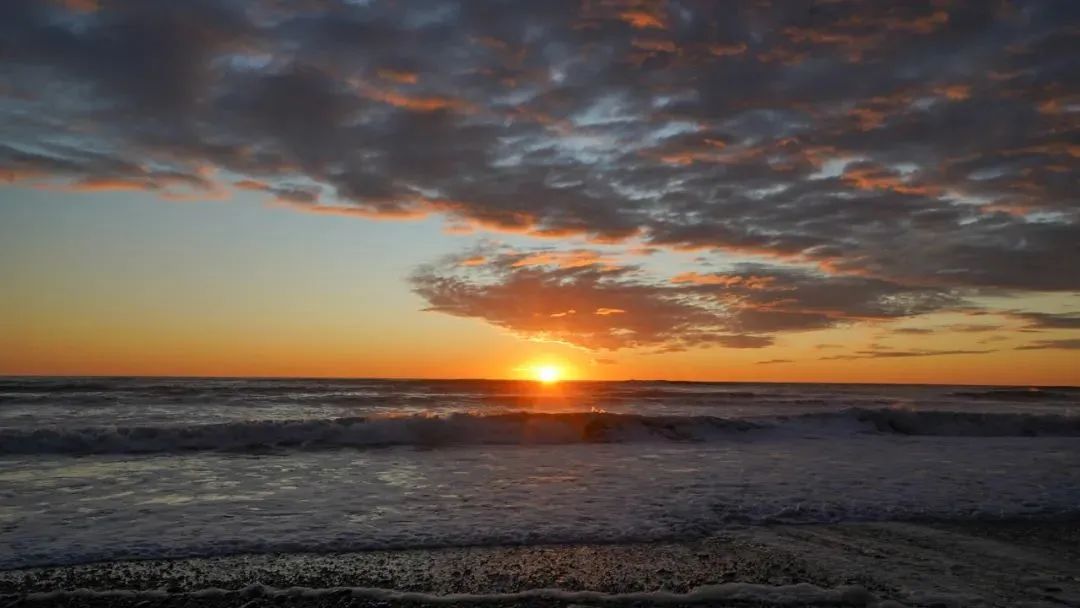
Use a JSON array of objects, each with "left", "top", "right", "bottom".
[{"left": 534, "top": 365, "right": 563, "bottom": 384}]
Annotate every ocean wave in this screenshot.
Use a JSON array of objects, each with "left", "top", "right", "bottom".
[
  {"left": 949, "top": 388, "right": 1075, "bottom": 401},
  {"left": 1, "top": 409, "right": 1078, "bottom": 455},
  {"left": 838, "top": 408, "right": 1080, "bottom": 436},
  {"left": 0, "top": 380, "right": 121, "bottom": 394},
  {"left": 0, "top": 413, "right": 758, "bottom": 455}
]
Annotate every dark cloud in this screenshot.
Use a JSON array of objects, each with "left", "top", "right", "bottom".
[
  {"left": 892, "top": 323, "right": 1001, "bottom": 335},
  {"left": 714, "top": 335, "right": 775, "bottom": 349},
  {"left": 1009, "top": 311, "right": 1080, "bottom": 330},
  {"left": 671, "top": 265, "right": 964, "bottom": 334},
  {"left": 892, "top": 327, "right": 935, "bottom": 335},
  {"left": 821, "top": 348, "right": 994, "bottom": 361},
  {"left": 1015, "top": 339, "right": 1080, "bottom": 351},
  {"left": 944, "top": 324, "right": 1002, "bottom": 333},
  {"left": 2, "top": 0, "right": 1078, "bottom": 348},
  {"left": 756, "top": 359, "right": 794, "bottom": 365}
]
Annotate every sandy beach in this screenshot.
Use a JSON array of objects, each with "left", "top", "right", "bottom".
[{"left": 3, "top": 518, "right": 1078, "bottom": 607}]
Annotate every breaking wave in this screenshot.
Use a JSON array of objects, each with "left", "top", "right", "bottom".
[
  {"left": 948, "top": 388, "right": 1074, "bottom": 401},
  {"left": 2, "top": 408, "right": 1078, "bottom": 455}
]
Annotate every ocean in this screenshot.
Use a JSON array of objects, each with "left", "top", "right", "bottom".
[{"left": 1, "top": 377, "right": 1078, "bottom": 572}]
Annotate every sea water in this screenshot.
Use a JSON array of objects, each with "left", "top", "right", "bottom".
[{"left": 1, "top": 378, "right": 1077, "bottom": 569}]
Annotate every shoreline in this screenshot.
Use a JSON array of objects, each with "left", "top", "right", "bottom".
[{"left": 3, "top": 519, "right": 1078, "bottom": 607}]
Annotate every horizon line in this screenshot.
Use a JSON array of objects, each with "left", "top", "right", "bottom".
[{"left": 1, "top": 373, "right": 1076, "bottom": 389}]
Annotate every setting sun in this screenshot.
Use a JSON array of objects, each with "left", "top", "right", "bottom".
[{"left": 534, "top": 365, "right": 563, "bottom": 384}]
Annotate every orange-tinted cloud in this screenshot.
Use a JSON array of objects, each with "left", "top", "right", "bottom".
[
  {"left": 412, "top": 246, "right": 968, "bottom": 351},
  {"left": 837, "top": 9, "right": 949, "bottom": 35},
  {"left": 510, "top": 249, "right": 616, "bottom": 269},
  {"left": 936, "top": 84, "right": 971, "bottom": 100},
  {"left": 841, "top": 161, "right": 937, "bottom": 195},
  {"left": 53, "top": 0, "right": 98, "bottom": 13},
  {"left": 671, "top": 273, "right": 776, "bottom": 289},
  {"left": 775, "top": 6, "right": 950, "bottom": 62},
  {"left": 362, "top": 89, "right": 468, "bottom": 112},
  {"left": 377, "top": 69, "right": 419, "bottom": 85},
  {"left": 618, "top": 8, "right": 667, "bottom": 30},
  {"left": 460, "top": 255, "right": 488, "bottom": 267},
  {"left": 65, "top": 177, "right": 147, "bottom": 192},
  {"left": 233, "top": 179, "right": 268, "bottom": 191},
  {"left": 594, "top": 307, "right": 626, "bottom": 315},
  {"left": 708, "top": 42, "right": 747, "bottom": 57},
  {"left": 413, "top": 248, "right": 766, "bottom": 351},
  {"left": 631, "top": 38, "right": 676, "bottom": 53}
]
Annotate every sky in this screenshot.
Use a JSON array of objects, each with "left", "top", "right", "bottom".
[{"left": 1, "top": 0, "right": 1078, "bottom": 385}]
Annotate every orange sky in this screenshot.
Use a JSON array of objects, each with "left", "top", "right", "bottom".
[
  {"left": 2, "top": 2, "right": 1078, "bottom": 386},
  {"left": 0, "top": 191, "right": 1076, "bottom": 386}
]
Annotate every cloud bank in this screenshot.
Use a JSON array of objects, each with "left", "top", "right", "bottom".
[
  {"left": 2, "top": 0, "right": 1077, "bottom": 352},
  {"left": 410, "top": 246, "right": 964, "bottom": 351}
]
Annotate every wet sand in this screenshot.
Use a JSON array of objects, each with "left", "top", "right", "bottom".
[{"left": 2, "top": 519, "right": 1078, "bottom": 607}]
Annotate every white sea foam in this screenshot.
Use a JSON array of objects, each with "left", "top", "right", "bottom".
[{"left": 3, "top": 435, "right": 1079, "bottom": 569}]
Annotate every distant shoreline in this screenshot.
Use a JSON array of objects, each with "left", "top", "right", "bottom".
[{"left": 2, "top": 374, "right": 1078, "bottom": 389}]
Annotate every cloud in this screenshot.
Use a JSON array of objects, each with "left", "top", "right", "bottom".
[
  {"left": 1015, "top": 339, "right": 1080, "bottom": 351},
  {"left": 509, "top": 249, "right": 616, "bottom": 269},
  {"left": 892, "top": 323, "right": 1001, "bottom": 335},
  {"left": 715, "top": 335, "right": 774, "bottom": 349},
  {"left": 1009, "top": 312, "right": 1080, "bottom": 330},
  {"left": 410, "top": 247, "right": 757, "bottom": 352},
  {"left": 410, "top": 246, "right": 962, "bottom": 352},
  {"left": 1, "top": 0, "right": 1077, "bottom": 332},
  {"left": 594, "top": 308, "right": 626, "bottom": 316},
  {"left": 671, "top": 272, "right": 776, "bottom": 289},
  {"left": 234, "top": 179, "right": 321, "bottom": 204},
  {"left": 756, "top": 359, "right": 794, "bottom": 365},
  {"left": 673, "top": 266, "right": 964, "bottom": 334},
  {"left": 821, "top": 348, "right": 994, "bottom": 361},
  {"left": 943, "top": 324, "right": 1002, "bottom": 333}
]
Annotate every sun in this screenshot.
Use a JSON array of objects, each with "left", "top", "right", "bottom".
[
  {"left": 516, "top": 360, "right": 574, "bottom": 384},
  {"left": 534, "top": 365, "right": 563, "bottom": 384}
]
